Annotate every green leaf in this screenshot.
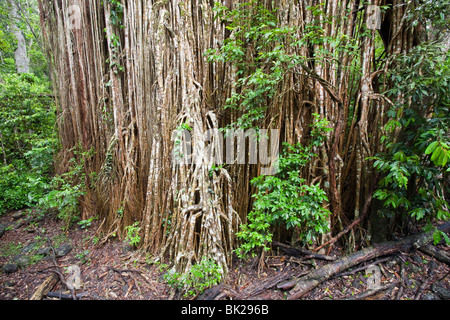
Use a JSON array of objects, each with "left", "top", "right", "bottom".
[
  {"left": 431, "top": 147, "right": 442, "bottom": 162},
  {"left": 425, "top": 141, "right": 439, "bottom": 155},
  {"left": 437, "top": 149, "right": 447, "bottom": 166},
  {"left": 442, "top": 151, "right": 448, "bottom": 166}
]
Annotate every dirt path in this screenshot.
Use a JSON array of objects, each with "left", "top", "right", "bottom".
[{"left": 1, "top": 209, "right": 449, "bottom": 300}]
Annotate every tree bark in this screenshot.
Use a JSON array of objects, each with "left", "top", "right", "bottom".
[
  {"left": 9, "top": 0, "right": 30, "bottom": 73},
  {"left": 30, "top": 274, "right": 59, "bottom": 300}
]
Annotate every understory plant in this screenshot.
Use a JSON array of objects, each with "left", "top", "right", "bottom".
[
  {"left": 39, "top": 146, "right": 93, "bottom": 229},
  {"left": 124, "top": 221, "right": 141, "bottom": 247},
  {"left": 207, "top": 1, "right": 301, "bottom": 130},
  {"left": 0, "top": 73, "right": 55, "bottom": 213},
  {"left": 236, "top": 115, "right": 332, "bottom": 258},
  {"left": 164, "top": 258, "right": 223, "bottom": 297}
]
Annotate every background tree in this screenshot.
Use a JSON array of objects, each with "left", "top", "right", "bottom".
[
  {"left": 1, "top": 0, "right": 48, "bottom": 76},
  {"left": 9, "top": 0, "right": 30, "bottom": 73},
  {"left": 0, "top": 0, "right": 54, "bottom": 215}
]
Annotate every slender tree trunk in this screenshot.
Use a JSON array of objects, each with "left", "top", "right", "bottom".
[
  {"left": 0, "top": 130, "right": 7, "bottom": 165},
  {"left": 9, "top": 0, "right": 30, "bottom": 73}
]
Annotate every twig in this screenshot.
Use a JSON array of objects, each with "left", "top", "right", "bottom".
[
  {"left": 107, "top": 266, "right": 153, "bottom": 286},
  {"left": 343, "top": 282, "right": 398, "bottom": 300},
  {"left": 32, "top": 225, "right": 58, "bottom": 267},
  {"left": 33, "top": 225, "right": 76, "bottom": 299}
]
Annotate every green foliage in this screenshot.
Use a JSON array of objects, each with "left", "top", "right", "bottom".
[
  {"left": 107, "top": 0, "right": 124, "bottom": 27},
  {"left": 206, "top": 1, "right": 368, "bottom": 133},
  {"left": 372, "top": 43, "right": 450, "bottom": 242},
  {"left": 124, "top": 221, "right": 141, "bottom": 246},
  {"left": 0, "top": 159, "right": 52, "bottom": 213},
  {"left": 0, "top": 0, "right": 49, "bottom": 78},
  {"left": 407, "top": 0, "right": 450, "bottom": 32},
  {"left": 207, "top": 1, "right": 300, "bottom": 130},
  {"left": 39, "top": 147, "right": 93, "bottom": 229},
  {"left": 425, "top": 140, "right": 449, "bottom": 167},
  {"left": 75, "top": 250, "right": 91, "bottom": 264},
  {"left": 236, "top": 115, "right": 332, "bottom": 257},
  {"left": 164, "top": 258, "right": 223, "bottom": 297},
  {"left": 103, "top": 0, "right": 124, "bottom": 74},
  {"left": 77, "top": 217, "right": 97, "bottom": 229},
  {"left": 0, "top": 73, "right": 55, "bottom": 159},
  {"left": 0, "top": 73, "right": 55, "bottom": 213}
]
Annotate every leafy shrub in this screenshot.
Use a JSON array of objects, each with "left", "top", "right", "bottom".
[
  {"left": 0, "top": 163, "right": 30, "bottom": 212},
  {"left": 39, "top": 146, "right": 92, "bottom": 229},
  {"left": 236, "top": 115, "right": 332, "bottom": 257},
  {"left": 40, "top": 175, "right": 85, "bottom": 229},
  {"left": 0, "top": 73, "right": 55, "bottom": 213},
  {"left": 77, "top": 217, "right": 97, "bottom": 229},
  {"left": 207, "top": 1, "right": 299, "bottom": 130},
  {"left": 124, "top": 221, "right": 141, "bottom": 247},
  {"left": 164, "top": 258, "right": 223, "bottom": 297},
  {"left": 371, "top": 43, "right": 450, "bottom": 243}
]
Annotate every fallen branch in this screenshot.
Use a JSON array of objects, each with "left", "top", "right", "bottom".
[
  {"left": 239, "top": 273, "right": 292, "bottom": 299},
  {"left": 288, "top": 222, "right": 450, "bottom": 300},
  {"left": 30, "top": 274, "right": 59, "bottom": 300},
  {"left": 46, "top": 291, "right": 88, "bottom": 300},
  {"left": 343, "top": 282, "right": 397, "bottom": 300},
  {"left": 276, "top": 270, "right": 310, "bottom": 291},
  {"left": 215, "top": 273, "right": 293, "bottom": 300}
]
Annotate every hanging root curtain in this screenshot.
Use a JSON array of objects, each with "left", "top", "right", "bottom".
[{"left": 38, "top": 0, "right": 419, "bottom": 274}]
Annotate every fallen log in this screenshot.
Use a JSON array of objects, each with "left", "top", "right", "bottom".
[
  {"left": 30, "top": 273, "right": 59, "bottom": 300},
  {"left": 238, "top": 273, "right": 292, "bottom": 299},
  {"left": 343, "top": 282, "right": 397, "bottom": 300},
  {"left": 419, "top": 244, "right": 450, "bottom": 266},
  {"left": 197, "top": 285, "right": 224, "bottom": 300},
  {"left": 213, "top": 273, "right": 293, "bottom": 300},
  {"left": 276, "top": 271, "right": 310, "bottom": 291},
  {"left": 288, "top": 222, "right": 450, "bottom": 300},
  {"left": 272, "top": 241, "right": 337, "bottom": 261}
]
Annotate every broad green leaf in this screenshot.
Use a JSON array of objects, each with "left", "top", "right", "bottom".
[
  {"left": 425, "top": 141, "right": 439, "bottom": 155},
  {"left": 431, "top": 147, "right": 442, "bottom": 162}
]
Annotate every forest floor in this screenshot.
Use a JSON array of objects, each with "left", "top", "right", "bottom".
[{"left": 0, "top": 209, "right": 449, "bottom": 301}]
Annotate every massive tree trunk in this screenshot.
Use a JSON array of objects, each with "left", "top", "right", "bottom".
[{"left": 38, "top": 0, "right": 416, "bottom": 274}]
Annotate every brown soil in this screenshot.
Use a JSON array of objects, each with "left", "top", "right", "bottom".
[{"left": 1, "top": 209, "right": 449, "bottom": 300}]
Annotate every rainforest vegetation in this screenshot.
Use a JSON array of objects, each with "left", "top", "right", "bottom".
[{"left": 0, "top": 0, "right": 449, "bottom": 300}]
